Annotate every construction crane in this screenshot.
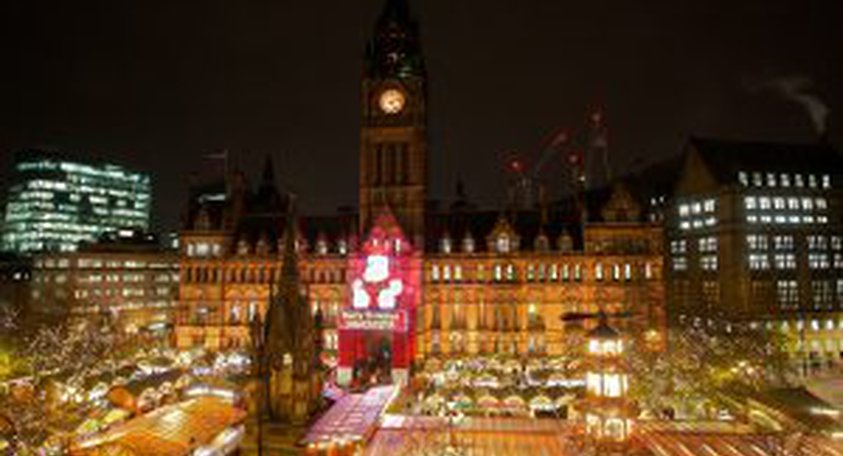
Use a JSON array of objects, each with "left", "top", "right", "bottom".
[{"left": 504, "top": 109, "right": 609, "bottom": 210}]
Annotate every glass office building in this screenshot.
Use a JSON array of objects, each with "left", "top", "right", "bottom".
[{"left": 1, "top": 149, "right": 152, "bottom": 254}]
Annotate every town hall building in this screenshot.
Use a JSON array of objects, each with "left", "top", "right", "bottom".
[{"left": 175, "top": 0, "right": 666, "bottom": 387}]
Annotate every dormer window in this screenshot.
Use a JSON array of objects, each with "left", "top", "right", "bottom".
[
  {"left": 535, "top": 234, "right": 549, "bottom": 252},
  {"left": 440, "top": 237, "right": 452, "bottom": 254},
  {"left": 462, "top": 235, "right": 475, "bottom": 253},
  {"left": 237, "top": 239, "right": 249, "bottom": 255},
  {"left": 497, "top": 234, "right": 511, "bottom": 253},
  {"left": 256, "top": 237, "right": 269, "bottom": 255},
  {"left": 316, "top": 239, "right": 328, "bottom": 255}
]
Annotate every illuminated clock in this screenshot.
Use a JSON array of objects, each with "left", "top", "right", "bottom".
[{"left": 378, "top": 89, "right": 405, "bottom": 114}]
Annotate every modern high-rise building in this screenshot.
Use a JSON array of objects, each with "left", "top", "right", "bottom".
[
  {"left": 666, "top": 137, "right": 843, "bottom": 373},
  {"left": 1, "top": 149, "right": 151, "bottom": 254}
]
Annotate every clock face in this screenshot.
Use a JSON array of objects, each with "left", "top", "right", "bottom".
[{"left": 378, "top": 89, "right": 405, "bottom": 114}]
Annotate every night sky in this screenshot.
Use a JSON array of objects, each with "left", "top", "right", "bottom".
[{"left": 1, "top": 0, "right": 841, "bottom": 232}]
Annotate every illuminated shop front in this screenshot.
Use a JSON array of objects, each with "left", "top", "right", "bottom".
[{"left": 337, "top": 212, "right": 420, "bottom": 387}]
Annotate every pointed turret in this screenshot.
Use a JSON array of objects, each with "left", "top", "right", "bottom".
[{"left": 253, "top": 154, "right": 285, "bottom": 214}]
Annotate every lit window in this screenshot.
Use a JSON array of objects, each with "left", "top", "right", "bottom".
[
  {"left": 703, "top": 199, "right": 716, "bottom": 212},
  {"left": 678, "top": 204, "right": 690, "bottom": 217},
  {"left": 497, "top": 234, "right": 511, "bottom": 253},
  {"left": 700, "top": 255, "right": 718, "bottom": 271},
  {"left": 809, "top": 253, "right": 830, "bottom": 270},
  {"left": 808, "top": 174, "right": 817, "bottom": 188},
  {"left": 780, "top": 174, "right": 790, "bottom": 187},
  {"left": 774, "top": 235, "right": 794, "bottom": 250},
  {"left": 746, "top": 234, "right": 768, "bottom": 251},
  {"left": 672, "top": 257, "right": 687, "bottom": 271},
  {"left": 748, "top": 254, "right": 770, "bottom": 270},
  {"left": 774, "top": 253, "right": 796, "bottom": 270},
  {"left": 595, "top": 263, "right": 604, "bottom": 281},
  {"left": 816, "top": 198, "right": 828, "bottom": 210},
  {"left": 787, "top": 197, "right": 799, "bottom": 210},
  {"left": 777, "top": 280, "right": 799, "bottom": 308},
  {"left": 699, "top": 236, "right": 717, "bottom": 252},
  {"left": 738, "top": 172, "right": 749, "bottom": 186},
  {"left": 759, "top": 197, "right": 771, "bottom": 210},
  {"left": 440, "top": 237, "right": 452, "bottom": 254},
  {"left": 752, "top": 172, "right": 762, "bottom": 187},
  {"left": 773, "top": 197, "right": 785, "bottom": 210},
  {"left": 744, "top": 196, "right": 757, "bottom": 210},
  {"left": 316, "top": 239, "right": 328, "bottom": 255},
  {"left": 462, "top": 236, "right": 475, "bottom": 253},
  {"left": 767, "top": 173, "right": 777, "bottom": 187},
  {"left": 431, "top": 265, "right": 440, "bottom": 281},
  {"left": 822, "top": 174, "right": 831, "bottom": 189}
]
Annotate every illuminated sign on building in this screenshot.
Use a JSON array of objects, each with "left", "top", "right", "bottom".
[
  {"left": 340, "top": 310, "right": 406, "bottom": 332},
  {"left": 337, "top": 211, "right": 420, "bottom": 387}
]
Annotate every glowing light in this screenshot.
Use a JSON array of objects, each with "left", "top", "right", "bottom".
[
  {"left": 377, "top": 279, "right": 403, "bottom": 309},
  {"left": 352, "top": 279, "right": 370, "bottom": 309},
  {"left": 363, "top": 255, "right": 389, "bottom": 283}
]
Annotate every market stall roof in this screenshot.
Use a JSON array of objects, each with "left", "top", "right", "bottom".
[
  {"left": 635, "top": 421, "right": 843, "bottom": 456},
  {"left": 71, "top": 397, "right": 246, "bottom": 456},
  {"left": 366, "top": 416, "right": 573, "bottom": 456},
  {"left": 303, "top": 385, "right": 397, "bottom": 446}
]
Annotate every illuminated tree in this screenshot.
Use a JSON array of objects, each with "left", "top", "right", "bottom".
[{"left": 628, "top": 322, "right": 794, "bottom": 419}]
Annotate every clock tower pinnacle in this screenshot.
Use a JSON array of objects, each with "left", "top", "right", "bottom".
[{"left": 359, "top": 0, "right": 427, "bottom": 248}]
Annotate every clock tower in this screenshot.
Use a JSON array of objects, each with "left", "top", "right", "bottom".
[{"left": 359, "top": 0, "right": 427, "bottom": 247}]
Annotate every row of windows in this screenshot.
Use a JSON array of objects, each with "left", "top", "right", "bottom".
[
  {"left": 738, "top": 171, "right": 831, "bottom": 189},
  {"left": 746, "top": 214, "right": 828, "bottom": 225},
  {"left": 745, "top": 196, "right": 827, "bottom": 211},
  {"left": 774, "top": 279, "right": 843, "bottom": 310},
  {"left": 182, "top": 266, "right": 346, "bottom": 284},
  {"left": 73, "top": 286, "right": 173, "bottom": 299},
  {"left": 748, "top": 252, "right": 843, "bottom": 270},
  {"left": 429, "top": 262, "right": 655, "bottom": 283},
  {"left": 35, "top": 258, "right": 175, "bottom": 269}
]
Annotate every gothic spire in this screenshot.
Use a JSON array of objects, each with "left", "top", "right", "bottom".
[
  {"left": 264, "top": 195, "right": 299, "bottom": 357},
  {"left": 367, "top": 0, "right": 425, "bottom": 79},
  {"left": 260, "top": 154, "right": 276, "bottom": 188}
]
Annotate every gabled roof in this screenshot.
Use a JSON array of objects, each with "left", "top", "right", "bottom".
[{"left": 687, "top": 137, "right": 843, "bottom": 185}]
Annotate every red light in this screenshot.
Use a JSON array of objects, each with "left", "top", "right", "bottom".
[
  {"left": 507, "top": 156, "right": 526, "bottom": 173},
  {"left": 550, "top": 129, "right": 569, "bottom": 148}
]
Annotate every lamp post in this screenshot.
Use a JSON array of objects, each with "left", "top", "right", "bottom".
[{"left": 582, "top": 312, "right": 633, "bottom": 455}]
